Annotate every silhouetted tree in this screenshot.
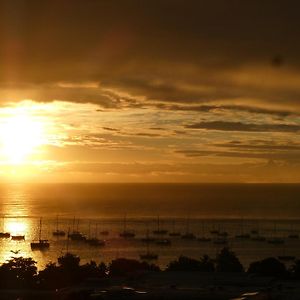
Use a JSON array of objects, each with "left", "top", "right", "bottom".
[
  {"left": 0, "top": 256, "right": 37, "bottom": 288},
  {"left": 248, "top": 257, "right": 286, "bottom": 277},
  {"left": 291, "top": 259, "right": 300, "bottom": 279},
  {"left": 39, "top": 254, "right": 108, "bottom": 289},
  {"left": 58, "top": 252, "right": 80, "bottom": 270},
  {"left": 38, "top": 262, "right": 61, "bottom": 289},
  {"left": 80, "top": 260, "right": 107, "bottom": 279},
  {"left": 200, "top": 255, "right": 215, "bottom": 272},
  {"left": 109, "top": 258, "right": 160, "bottom": 276},
  {"left": 216, "top": 247, "right": 244, "bottom": 272},
  {"left": 166, "top": 255, "right": 214, "bottom": 272}
]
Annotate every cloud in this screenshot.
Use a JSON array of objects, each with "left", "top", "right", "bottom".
[
  {"left": 157, "top": 104, "right": 298, "bottom": 117},
  {"left": 55, "top": 160, "right": 300, "bottom": 183},
  {"left": 185, "top": 121, "right": 300, "bottom": 132},
  {"left": 102, "top": 127, "right": 120, "bottom": 132},
  {"left": 214, "top": 141, "right": 300, "bottom": 151},
  {"left": 176, "top": 149, "right": 300, "bottom": 162},
  {"left": 0, "top": 0, "right": 300, "bottom": 111}
]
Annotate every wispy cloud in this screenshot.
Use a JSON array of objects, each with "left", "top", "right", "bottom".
[{"left": 185, "top": 121, "right": 300, "bottom": 132}]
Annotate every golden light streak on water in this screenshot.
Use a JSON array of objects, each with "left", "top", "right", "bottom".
[{"left": 0, "top": 184, "right": 32, "bottom": 265}]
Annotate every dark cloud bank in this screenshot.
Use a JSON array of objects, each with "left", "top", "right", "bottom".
[{"left": 0, "top": 0, "right": 300, "bottom": 111}]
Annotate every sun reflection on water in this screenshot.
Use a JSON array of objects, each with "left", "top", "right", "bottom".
[
  {"left": 0, "top": 185, "right": 32, "bottom": 265},
  {"left": 6, "top": 220, "right": 27, "bottom": 235}
]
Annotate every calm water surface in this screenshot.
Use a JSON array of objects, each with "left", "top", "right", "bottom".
[{"left": 0, "top": 183, "right": 299, "bottom": 269}]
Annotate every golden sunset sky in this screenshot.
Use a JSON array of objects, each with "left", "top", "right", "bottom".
[{"left": 0, "top": 0, "right": 299, "bottom": 182}]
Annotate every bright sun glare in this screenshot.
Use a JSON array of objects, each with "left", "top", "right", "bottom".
[
  {"left": 0, "top": 111, "right": 45, "bottom": 164},
  {"left": 6, "top": 220, "right": 27, "bottom": 235}
]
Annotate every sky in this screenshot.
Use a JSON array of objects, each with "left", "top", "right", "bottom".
[{"left": 0, "top": 0, "right": 300, "bottom": 182}]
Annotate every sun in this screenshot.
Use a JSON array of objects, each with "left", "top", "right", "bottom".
[
  {"left": 6, "top": 220, "right": 27, "bottom": 235},
  {"left": 0, "top": 111, "right": 45, "bottom": 164}
]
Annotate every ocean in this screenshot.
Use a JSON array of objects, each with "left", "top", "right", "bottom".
[{"left": 0, "top": 183, "right": 299, "bottom": 269}]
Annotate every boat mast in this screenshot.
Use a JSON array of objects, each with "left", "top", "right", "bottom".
[
  {"left": 146, "top": 228, "right": 150, "bottom": 254},
  {"left": 186, "top": 215, "right": 190, "bottom": 234},
  {"left": 123, "top": 214, "right": 127, "bottom": 232},
  {"left": 39, "top": 218, "right": 42, "bottom": 241}
]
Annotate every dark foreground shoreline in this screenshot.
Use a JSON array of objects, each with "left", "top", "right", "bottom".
[{"left": 0, "top": 247, "right": 300, "bottom": 299}]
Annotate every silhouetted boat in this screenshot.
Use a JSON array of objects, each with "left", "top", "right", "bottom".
[
  {"left": 31, "top": 239, "right": 49, "bottom": 250},
  {"left": 52, "top": 215, "right": 66, "bottom": 236},
  {"left": 53, "top": 230, "right": 65, "bottom": 237},
  {"left": 268, "top": 222, "right": 284, "bottom": 245},
  {"left": 288, "top": 234, "right": 299, "bottom": 239},
  {"left": 288, "top": 222, "right": 299, "bottom": 239},
  {"left": 169, "top": 232, "right": 181, "bottom": 237},
  {"left": 100, "top": 230, "right": 109, "bottom": 236},
  {"left": 218, "top": 231, "right": 229, "bottom": 237},
  {"left": 213, "top": 238, "right": 228, "bottom": 245},
  {"left": 251, "top": 236, "right": 266, "bottom": 242},
  {"left": 0, "top": 232, "right": 10, "bottom": 238},
  {"left": 119, "top": 215, "right": 135, "bottom": 238},
  {"left": 197, "top": 237, "right": 211, "bottom": 242},
  {"left": 268, "top": 237, "right": 284, "bottom": 245},
  {"left": 68, "top": 218, "right": 86, "bottom": 241},
  {"left": 181, "top": 233, "right": 196, "bottom": 240},
  {"left": 235, "top": 218, "right": 250, "bottom": 239},
  {"left": 235, "top": 233, "right": 250, "bottom": 239},
  {"left": 181, "top": 215, "right": 196, "bottom": 240},
  {"left": 68, "top": 231, "right": 86, "bottom": 241},
  {"left": 0, "top": 217, "right": 10, "bottom": 238},
  {"left": 168, "top": 220, "right": 181, "bottom": 236},
  {"left": 153, "top": 216, "right": 168, "bottom": 235},
  {"left": 31, "top": 218, "right": 50, "bottom": 250},
  {"left": 119, "top": 231, "right": 135, "bottom": 238},
  {"left": 97, "top": 220, "right": 109, "bottom": 235},
  {"left": 140, "top": 229, "right": 158, "bottom": 260},
  {"left": 140, "top": 222, "right": 155, "bottom": 242},
  {"left": 86, "top": 237, "right": 105, "bottom": 246},
  {"left": 11, "top": 235, "right": 25, "bottom": 241},
  {"left": 156, "top": 238, "right": 171, "bottom": 246},
  {"left": 197, "top": 220, "right": 211, "bottom": 242},
  {"left": 86, "top": 222, "right": 105, "bottom": 247}
]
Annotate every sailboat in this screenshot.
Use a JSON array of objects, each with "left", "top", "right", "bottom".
[
  {"left": 86, "top": 222, "right": 105, "bottom": 247},
  {"left": 155, "top": 238, "right": 171, "bottom": 246},
  {"left": 31, "top": 218, "right": 50, "bottom": 250},
  {"left": 11, "top": 234, "right": 25, "bottom": 241},
  {"left": 100, "top": 230, "right": 109, "bottom": 235},
  {"left": 140, "top": 229, "right": 158, "bottom": 260},
  {"left": 11, "top": 219, "right": 25, "bottom": 240},
  {"left": 52, "top": 215, "right": 66, "bottom": 236},
  {"left": 213, "top": 237, "right": 228, "bottom": 245},
  {"left": 141, "top": 223, "right": 155, "bottom": 242},
  {"left": 210, "top": 222, "right": 220, "bottom": 235},
  {"left": 288, "top": 222, "right": 299, "bottom": 239},
  {"left": 98, "top": 221, "right": 109, "bottom": 236},
  {"left": 235, "top": 218, "right": 250, "bottom": 239},
  {"left": 250, "top": 220, "right": 266, "bottom": 241},
  {"left": 119, "top": 215, "right": 135, "bottom": 238},
  {"left": 169, "top": 220, "right": 181, "bottom": 236},
  {"left": 268, "top": 222, "right": 284, "bottom": 245},
  {"left": 0, "top": 217, "right": 10, "bottom": 238},
  {"left": 197, "top": 220, "right": 211, "bottom": 242},
  {"left": 152, "top": 216, "right": 168, "bottom": 235},
  {"left": 181, "top": 216, "right": 196, "bottom": 240},
  {"left": 68, "top": 217, "right": 86, "bottom": 241}
]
